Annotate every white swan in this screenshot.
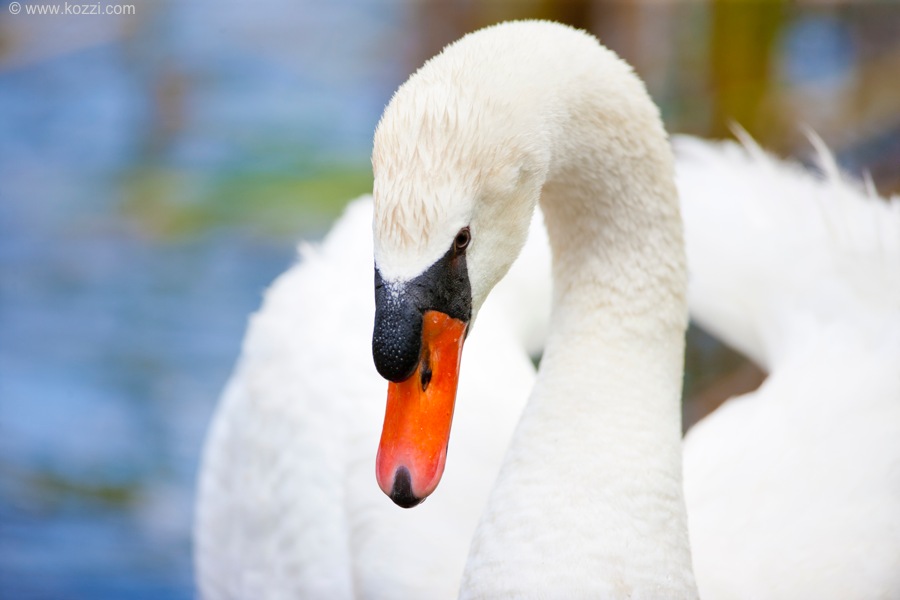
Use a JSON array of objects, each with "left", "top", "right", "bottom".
[
  {"left": 197, "top": 19, "right": 900, "bottom": 599},
  {"left": 368, "top": 20, "right": 900, "bottom": 597},
  {"left": 370, "top": 21, "right": 696, "bottom": 596},
  {"left": 677, "top": 134, "right": 900, "bottom": 599},
  {"left": 194, "top": 196, "right": 551, "bottom": 598}
]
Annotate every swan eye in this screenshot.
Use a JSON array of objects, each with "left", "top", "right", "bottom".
[{"left": 453, "top": 227, "right": 471, "bottom": 254}]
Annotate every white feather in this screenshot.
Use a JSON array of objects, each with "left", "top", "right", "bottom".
[
  {"left": 196, "top": 20, "right": 900, "bottom": 600},
  {"left": 677, "top": 135, "right": 900, "bottom": 599},
  {"left": 194, "top": 196, "right": 551, "bottom": 598}
]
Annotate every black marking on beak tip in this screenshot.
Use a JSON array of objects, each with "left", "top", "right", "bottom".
[
  {"left": 372, "top": 243, "right": 472, "bottom": 383},
  {"left": 390, "top": 466, "right": 423, "bottom": 508}
]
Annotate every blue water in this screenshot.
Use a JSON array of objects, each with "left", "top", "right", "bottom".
[
  {"left": 0, "top": 205, "right": 290, "bottom": 597},
  {"left": 0, "top": 139, "right": 295, "bottom": 595},
  {"left": 0, "top": 1, "right": 405, "bottom": 597}
]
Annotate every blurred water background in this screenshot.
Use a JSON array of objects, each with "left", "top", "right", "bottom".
[{"left": 1, "top": 1, "right": 898, "bottom": 598}]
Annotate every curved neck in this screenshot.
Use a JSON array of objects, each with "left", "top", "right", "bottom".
[{"left": 460, "top": 27, "right": 697, "bottom": 598}]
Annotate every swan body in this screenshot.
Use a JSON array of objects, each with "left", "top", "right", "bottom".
[
  {"left": 194, "top": 196, "right": 550, "bottom": 598},
  {"left": 677, "top": 136, "right": 900, "bottom": 599},
  {"left": 198, "top": 19, "right": 900, "bottom": 600},
  {"left": 371, "top": 21, "right": 696, "bottom": 597}
]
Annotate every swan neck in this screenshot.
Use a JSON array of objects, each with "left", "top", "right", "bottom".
[{"left": 461, "top": 26, "right": 696, "bottom": 598}]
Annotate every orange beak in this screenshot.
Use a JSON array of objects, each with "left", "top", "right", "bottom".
[{"left": 375, "top": 310, "right": 467, "bottom": 507}]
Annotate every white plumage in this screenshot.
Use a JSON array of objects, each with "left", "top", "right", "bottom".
[
  {"left": 195, "top": 20, "right": 900, "bottom": 600},
  {"left": 372, "top": 21, "right": 697, "bottom": 597},
  {"left": 678, "top": 134, "right": 900, "bottom": 599},
  {"left": 194, "top": 196, "right": 551, "bottom": 599}
]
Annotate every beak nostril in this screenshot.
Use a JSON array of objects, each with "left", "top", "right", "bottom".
[{"left": 420, "top": 350, "right": 432, "bottom": 391}]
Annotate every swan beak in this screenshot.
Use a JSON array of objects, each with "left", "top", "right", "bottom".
[{"left": 376, "top": 310, "right": 467, "bottom": 508}]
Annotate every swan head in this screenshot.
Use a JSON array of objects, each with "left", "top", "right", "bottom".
[{"left": 370, "top": 66, "right": 549, "bottom": 507}]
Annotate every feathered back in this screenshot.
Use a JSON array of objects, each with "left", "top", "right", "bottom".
[{"left": 675, "top": 133, "right": 900, "bottom": 370}]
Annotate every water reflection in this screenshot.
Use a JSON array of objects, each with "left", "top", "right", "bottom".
[
  {"left": 1, "top": 2, "right": 393, "bottom": 596},
  {"left": 1, "top": 215, "right": 294, "bottom": 596}
]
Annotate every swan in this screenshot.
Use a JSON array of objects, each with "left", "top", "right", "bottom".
[
  {"left": 198, "top": 19, "right": 900, "bottom": 599},
  {"left": 194, "top": 196, "right": 551, "bottom": 598},
  {"left": 370, "top": 20, "right": 697, "bottom": 596},
  {"left": 677, "top": 134, "right": 900, "bottom": 598}
]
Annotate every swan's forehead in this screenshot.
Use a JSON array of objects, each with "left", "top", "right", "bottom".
[
  {"left": 372, "top": 178, "right": 473, "bottom": 280},
  {"left": 372, "top": 84, "right": 515, "bottom": 280}
]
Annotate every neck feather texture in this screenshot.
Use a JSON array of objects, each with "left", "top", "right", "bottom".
[{"left": 457, "top": 22, "right": 697, "bottom": 598}]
